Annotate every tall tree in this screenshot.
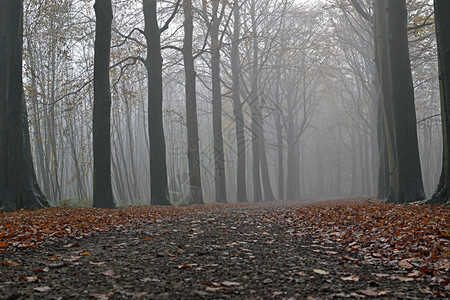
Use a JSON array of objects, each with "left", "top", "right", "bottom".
[
  {"left": 427, "top": 0, "right": 450, "bottom": 204},
  {"left": 231, "top": 0, "right": 247, "bottom": 203},
  {"left": 202, "top": 0, "right": 227, "bottom": 203},
  {"left": 182, "top": 0, "right": 203, "bottom": 204},
  {"left": 143, "top": 0, "right": 180, "bottom": 205},
  {"left": 93, "top": 0, "right": 116, "bottom": 208},
  {"left": 382, "top": 0, "right": 426, "bottom": 203},
  {"left": 0, "top": 0, "right": 48, "bottom": 211}
]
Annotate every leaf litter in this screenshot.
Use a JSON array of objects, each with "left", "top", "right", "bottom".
[{"left": 0, "top": 198, "right": 448, "bottom": 298}]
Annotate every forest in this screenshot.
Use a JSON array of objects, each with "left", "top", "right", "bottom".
[
  {"left": 0, "top": 0, "right": 447, "bottom": 210},
  {"left": 0, "top": 0, "right": 449, "bottom": 298}
]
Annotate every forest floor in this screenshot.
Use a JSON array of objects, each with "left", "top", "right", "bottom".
[{"left": 0, "top": 198, "right": 449, "bottom": 299}]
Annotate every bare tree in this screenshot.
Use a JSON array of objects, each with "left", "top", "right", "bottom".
[
  {"left": 0, "top": 0, "right": 48, "bottom": 211},
  {"left": 93, "top": 0, "right": 116, "bottom": 208}
]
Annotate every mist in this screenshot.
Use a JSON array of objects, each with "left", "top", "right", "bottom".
[{"left": 12, "top": 0, "right": 441, "bottom": 207}]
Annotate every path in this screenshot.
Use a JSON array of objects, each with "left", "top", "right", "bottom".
[{"left": 0, "top": 200, "right": 444, "bottom": 299}]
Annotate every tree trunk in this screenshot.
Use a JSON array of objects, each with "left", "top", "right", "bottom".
[
  {"left": 426, "top": 0, "right": 450, "bottom": 204},
  {"left": 183, "top": 0, "right": 203, "bottom": 204},
  {"left": 143, "top": 0, "right": 171, "bottom": 205},
  {"left": 384, "top": 0, "right": 425, "bottom": 203},
  {"left": 0, "top": 0, "right": 48, "bottom": 211},
  {"left": 210, "top": 0, "right": 227, "bottom": 203},
  {"left": 231, "top": 0, "right": 247, "bottom": 203},
  {"left": 93, "top": 0, "right": 115, "bottom": 208}
]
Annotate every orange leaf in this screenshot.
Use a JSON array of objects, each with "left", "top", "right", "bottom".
[
  {"left": 0, "top": 242, "right": 8, "bottom": 248},
  {"left": 80, "top": 252, "right": 90, "bottom": 256},
  {"left": 2, "top": 261, "right": 20, "bottom": 267},
  {"left": 47, "top": 255, "right": 59, "bottom": 261}
]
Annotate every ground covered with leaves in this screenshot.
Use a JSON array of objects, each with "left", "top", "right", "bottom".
[{"left": 0, "top": 199, "right": 448, "bottom": 299}]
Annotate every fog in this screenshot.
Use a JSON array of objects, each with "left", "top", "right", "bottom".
[{"left": 20, "top": 0, "right": 440, "bottom": 206}]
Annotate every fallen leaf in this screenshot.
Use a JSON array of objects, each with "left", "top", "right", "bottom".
[
  {"left": 0, "top": 242, "right": 8, "bottom": 248},
  {"left": 221, "top": 281, "right": 242, "bottom": 287},
  {"left": 80, "top": 252, "right": 90, "bottom": 256},
  {"left": 341, "top": 274, "right": 359, "bottom": 281},
  {"left": 392, "top": 276, "right": 414, "bottom": 282},
  {"left": 145, "top": 237, "right": 152, "bottom": 241},
  {"left": 178, "top": 264, "right": 193, "bottom": 269},
  {"left": 360, "top": 289, "right": 378, "bottom": 296},
  {"left": 378, "top": 290, "right": 390, "bottom": 296},
  {"left": 90, "top": 293, "right": 113, "bottom": 300},
  {"left": 313, "top": 269, "right": 330, "bottom": 275},
  {"left": 34, "top": 286, "right": 51, "bottom": 292},
  {"left": 89, "top": 261, "right": 106, "bottom": 266},
  {"left": 2, "top": 261, "right": 20, "bottom": 267},
  {"left": 63, "top": 243, "right": 79, "bottom": 248},
  {"left": 25, "top": 276, "right": 38, "bottom": 282},
  {"left": 205, "top": 287, "right": 222, "bottom": 292},
  {"left": 47, "top": 255, "right": 59, "bottom": 261},
  {"left": 398, "top": 259, "right": 413, "bottom": 269},
  {"left": 374, "top": 273, "right": 390, "bottom": 278},
  {"left": 33, "top": 267, "right": 49, "bottom": 273},
  {"left": 102, "top": 269, "right": 115, "bottom": 277},
  {"left": 140, "top": 277, "right": 161, "bottom": 283}
]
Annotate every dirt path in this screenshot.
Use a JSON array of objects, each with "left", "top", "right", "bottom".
[{"left": 0, "top": 201, "right": 444, "bottom": 299}]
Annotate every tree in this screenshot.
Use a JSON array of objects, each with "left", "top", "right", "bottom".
[
  {"left": 427, "top": 0, "right": 450, "bottom": 204},
  {"left": 143, "top": 0, "right": 180, "bottom": 205},
  {"left": 376, "top": 0, "right": 426, "bottom": 203},
  {"left": 92, "top": 0, "right": 116, "bottom": 208},
  {"left": 182, "top": 0, "right": 203, "bottom": 204},
  {"left": 231, "top": 0, "right": 247, "bottom": 203},
  {"left": 0, "top": 0, "right": 48, "bottom": 211},
  {"left": 201, "top": 0, "right": 227, "bottom": 203}
]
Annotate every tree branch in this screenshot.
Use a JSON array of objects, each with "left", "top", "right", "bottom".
[{"left": 160, "top": 0, "right": 182, "bottom": 33}]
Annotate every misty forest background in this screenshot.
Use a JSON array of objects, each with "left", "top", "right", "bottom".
[{"left": 2, "top": 0, "right": 442, "bottom": 207}]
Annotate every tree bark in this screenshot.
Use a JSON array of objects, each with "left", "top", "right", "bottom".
[
  {"left": 210, "top": 0, "right": 227, "bottom": 203},
  {"left": 143, "top": 0, "right": 171, "bottom": 205},
  {"left": 183, "top": 0, "right": 203, "bottom": 204},
  {"left": 0, "top": 0, "right": 48, "bottom": 211},
  {"left": 384, "top": 0, "right": 425, "bottom": 203},
  {"left": 426, "top": 0, "right": 450, "bottom": 204},
  {"left": 93, "top": 0, "right": 116, "bottom": 208},
  {"left": 231, "top": 0, "right": 247, "bottom": 203}
]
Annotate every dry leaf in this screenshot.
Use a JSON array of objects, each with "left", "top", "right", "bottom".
[
  {"left": 33, "top": 267, "right": 49, "bottom": 273},
  {"left": 2, "top": 261, "right": 20, "bottom": 267},
  {"left": 145, "top": 237, "right": 152, "bottom": 241},
  {"left": 398, "top": 259, "right": 413, "bottom": 269},
  {"left": 178, "top": 264, "right": 193, "bottom": 269},
  {"left": 0, "top": 242, "right": 8, "bottom": 248},
  {"left": 102, "top": 269, "right": 115, "bottom": 277},
  {"left": 341, "top": 274, "right": 359, "bottom": 281},
  {"left": 313, "top": 269, "right": 330, "bottom": 275},
  {"left": 47, "top": 255, "right": 59, "bottom": 261},
  {"left": 392, "top": 276, "right": 414, "bottom": 282},
  {"left": 90, "top": 293, "right": 113, "bottom": 300},
  {"left": 221, "top": 281, "right": 242, "bottom": 287},
  {"left": 25, "top": 276, "right": 38, "bottom": 282},
  {"left": 90, "top": 261, "right": 106, "bottom": 266},
  {"left": 378, "top": 290, "right": 390, "bottom": 296},
  {"left": 80, "top": 251, "right": 90, "bottom": 256},
  {"left": 34, "top": 286, "right": 51, "bottom": 292},
  {"left": 360, "top": 289, "right": 378, "bottom": 296}
]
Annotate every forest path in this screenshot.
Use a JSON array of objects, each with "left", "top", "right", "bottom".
[{"left": 0, "top": 199, "right": 447, "bottom": 299}]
